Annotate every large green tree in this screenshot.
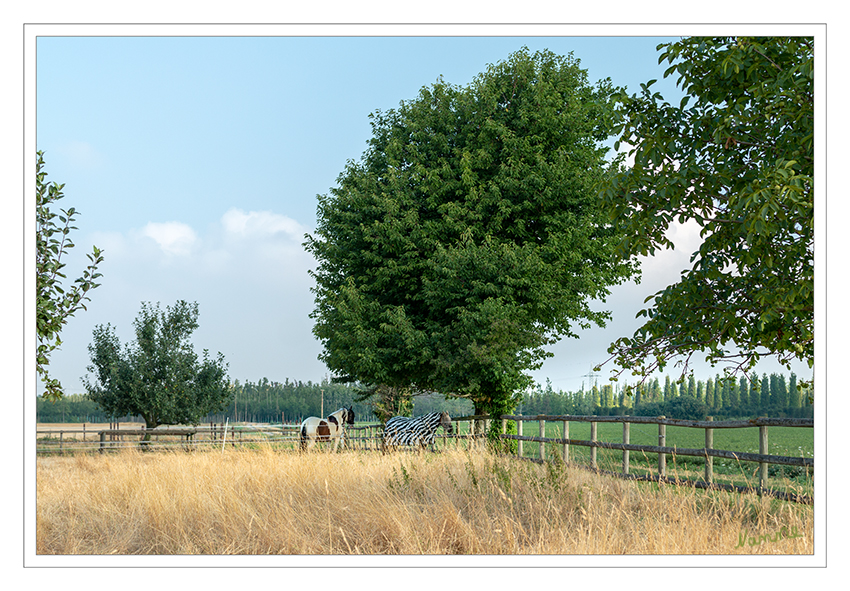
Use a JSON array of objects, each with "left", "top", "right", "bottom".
[
  {"left": 83, "top": 300, "right": 231, "bottom": 435},
  {"left": 306, "top": 48, "right": 638, "bottom": 427},
  {"left": 600, "top": 37, "right": 813, "bottom": 382},
  {"left": 36, "top": 151, "right": 104, "bottom": 401}
]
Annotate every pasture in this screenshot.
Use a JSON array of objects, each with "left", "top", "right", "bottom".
[
  {"left": 36, "top": 446, "right": 813, "bottom": 555},
  {"left": 516, "top": 421, "right": 814, "bottom": 498}
]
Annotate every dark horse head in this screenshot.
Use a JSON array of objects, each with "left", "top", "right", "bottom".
[{"left": 439, "top": 411, "right": 454, "bottom": 434}]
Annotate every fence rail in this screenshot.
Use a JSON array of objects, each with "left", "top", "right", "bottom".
[
  {"left": 496, "top": 413, "right": 813, "bottom": 504},
  {"left": 36, "top": 413, "right": 813, "bottom": 503}
]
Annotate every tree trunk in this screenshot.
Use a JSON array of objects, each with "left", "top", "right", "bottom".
[{"left": 140, "top": 416, "right": 158, "bottom": 448}]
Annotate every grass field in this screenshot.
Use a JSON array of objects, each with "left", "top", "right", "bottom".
[{"left": 36, "top": 445, "right": 813, "bottom": 555}]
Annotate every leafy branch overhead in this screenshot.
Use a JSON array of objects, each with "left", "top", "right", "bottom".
[
  {"left": 599, "top": 37, "right": 813, "bottom": 383},
  {"left": 36, "top": 151, "right": 104, "bottom": 401}
]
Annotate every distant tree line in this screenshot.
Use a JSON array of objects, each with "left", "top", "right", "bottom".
[
  {"left": 36, "top": 377, "right": 476, "bottom": 425},
  {"left": 37, "top": 378, "right": 366, "bottom": 424},
  {"left": 521, "top": 373, "right": 813, "bottom": 420},
  {"left": 37, "top": 372, "right": 810, "bottom": 424}
]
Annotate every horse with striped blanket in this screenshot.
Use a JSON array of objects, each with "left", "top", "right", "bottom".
[
  {"left": 382, "top": 411, "right": 453, "bottom": 452},
  {"left": 300, "top": 406, "right": 355, "bottom": 451}
]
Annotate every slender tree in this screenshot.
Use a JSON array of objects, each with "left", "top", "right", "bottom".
[
  {"left": 789, "top": 372, "right": 801, "bottom": 409},
  {"left": 776, "top": 373, "right": 789, "bottom": 408},
  {"left": 687, "top": 375, "right": 697, "bottom": 399},
  {"left": 749, "top": 374, "right": 760, "bottom": 411},
  {"left": 728, "top": 377, "right": 739, "bottom": 409},
  {"left": 739, "top": 376, "right": 750, "bottom": 410},
  {"left": 760, "top": 374, "right": 771, "bottom": 409}
]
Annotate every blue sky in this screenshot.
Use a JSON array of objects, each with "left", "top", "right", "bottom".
[{"left": 35, "top": 33, "right": 815, "bottom": 396}]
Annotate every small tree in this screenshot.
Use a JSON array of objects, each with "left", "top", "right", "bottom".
[
  {"left": 760, "top": 374, "right": 771, "bottom": 409},
  {"left": 37, "top": 151, "right": 104, "bottom": 401},
  {"left": 84, "top": 300, "right": 231, "bottom": 436},
  {"left": 789, "top": 373, "right": 801, "bottom": 409},
  {"left": 739, "top": 376, "right": 750, "bottom": 410}
]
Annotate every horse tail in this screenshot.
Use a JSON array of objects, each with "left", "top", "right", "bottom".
[{"left": 300, "top": 424, "right": 308, "bottom": 451}]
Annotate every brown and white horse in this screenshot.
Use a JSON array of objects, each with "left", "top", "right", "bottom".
[{"left": 299, "top": 406, "right": 355, "bottom": 451}]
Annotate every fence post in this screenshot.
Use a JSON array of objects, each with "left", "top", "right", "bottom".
[
  {"left": 705, "top": 416, "right": 714, "bottom": 484},
  {"left": 590, "top": 421, "right": 598, "bottom": 469},
  {"left": 622, "top": 421, "right": 630, "bottom": 475},
  {"left": 562, "top": 420, "right": 569, "bottom": 463},
  {"left": 658, "top": 416, "right": 666, "bottom": 478},
  {"left": 759, "top": 424, "right": 769, "bottom": 495},
  {"left": 99, "top": 431, "right": 106, "bottom": 454},
  {"left": 539, "top": 418, "right": 546, "bottom": 461},
  {"left": 517, "top": 418, "right": 523, "bottom": 458}
]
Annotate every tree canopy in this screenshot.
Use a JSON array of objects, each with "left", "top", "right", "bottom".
[
  {"left": 83, "top": 300, "right": 231, "bottom": 433},
  {"left": 306, "top": 47, "right": 638, "bottom": 423},
  {"left": 36, "top": 150, "right": 104, "bottom": 401},
  {"left": 600, "top": 37, "right": 814, "bottom": 382}
]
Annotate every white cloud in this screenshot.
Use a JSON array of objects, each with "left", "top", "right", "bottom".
[
  {"left": 141, "top": 221, "right": 198, "bottom": 256},
  {"left": 638, "top": 218, "right": 704, "bottom": 286},
  {"left": 221, "top": 208, "right": 306, "bottom": 241}
]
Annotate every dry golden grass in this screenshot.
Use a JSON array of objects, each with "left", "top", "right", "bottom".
[{"left": 36, "top": 446, "right": 813, "bottom": 555}]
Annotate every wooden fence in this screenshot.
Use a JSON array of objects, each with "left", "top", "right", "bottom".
[
  {"left": 35, "top": 423, "right": 306, "bottom": 454},
  {"left": 498, "top": 414, "right": 813, "bottom": 504},
  {"left": 36, "top": 413, "right": 813, "bottom": 503},
  {"left": 35, "top": 418, "right": 485, "bottom": 455}
]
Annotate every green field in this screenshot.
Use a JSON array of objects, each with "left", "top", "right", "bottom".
[{"left": 486, "top": 419, "right": 814, "bottom": 498}]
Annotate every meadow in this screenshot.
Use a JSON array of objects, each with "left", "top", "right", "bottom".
[{"left": 36, "top": 445, "right": 813, "bottom": 555}]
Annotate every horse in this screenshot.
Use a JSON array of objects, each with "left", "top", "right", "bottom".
[{"left": 299, "top": 406, "right": 355, "bottom": 451}]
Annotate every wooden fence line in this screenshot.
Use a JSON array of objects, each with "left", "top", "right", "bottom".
[
  {"left": 494, "top": 413, "right": 813, "bottom": 503},
  {"left": 36, "top": 413, "right": 813, "bottom": 503},
  {"left": 500, "top": 433, "right": 813, "bottom": 467}
]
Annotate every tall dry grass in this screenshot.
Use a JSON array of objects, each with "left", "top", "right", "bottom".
[{"left": 36, "top": 446, "right": 813, "bottom": 555}]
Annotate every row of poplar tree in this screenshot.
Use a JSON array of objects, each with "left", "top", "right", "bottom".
[
  {"left": 37, "top": 371, "right": 810, "bottom": 424},
  {"left": 521, "top": 373, "right": 813, "bottom": 420}
]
